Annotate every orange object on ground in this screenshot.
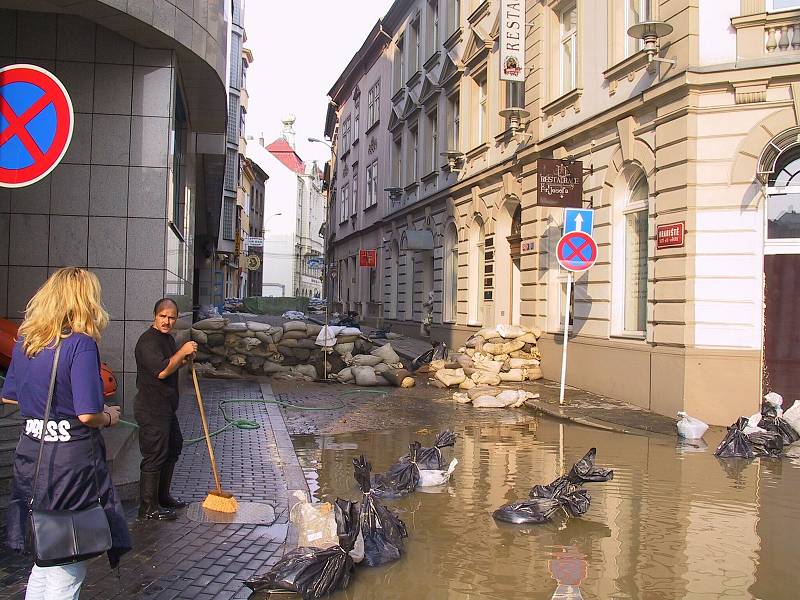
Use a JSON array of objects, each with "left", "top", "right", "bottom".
[{"left": 0, "top": 318, "right": 118, "bottom": 398}]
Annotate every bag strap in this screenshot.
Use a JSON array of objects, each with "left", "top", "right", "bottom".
[{"left": 29, "top": 343, "right": 62, "bottom": 509}]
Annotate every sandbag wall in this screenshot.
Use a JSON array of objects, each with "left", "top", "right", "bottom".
[{"left": 425, "top": 324, "right": 544, "bottom": 390}]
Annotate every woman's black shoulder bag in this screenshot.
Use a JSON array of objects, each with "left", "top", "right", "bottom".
[{"left": 27, "top": 343, "right": 113, "bottom": 567}]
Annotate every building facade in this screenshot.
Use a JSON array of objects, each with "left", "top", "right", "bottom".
[
  {"left": 0, "top": 0, "right": 228, "bottom": 412},
  {"left": 326, "top": 0, "right": 800, "bottom": 425},
  {"left": 245, "top": 157, "right": 267, "bottom": 297}
]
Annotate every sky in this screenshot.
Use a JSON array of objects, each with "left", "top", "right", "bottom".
[{"left": 243, "top": 0, "right": 395, "bottom": 167}]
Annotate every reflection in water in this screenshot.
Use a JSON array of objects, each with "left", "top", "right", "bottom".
[{"left": 291, "top": 417, "right": 800, "bottom": 600}]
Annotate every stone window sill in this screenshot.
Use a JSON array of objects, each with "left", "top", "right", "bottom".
[
  {"left": 541, "top": 88, "right": 582, "bottom": 118},
  {"left": 465, "top": 143, "right": 489, "bottom": 161},
  {"left": 603, "top": 51, "right": 650, "bottom": 94}
]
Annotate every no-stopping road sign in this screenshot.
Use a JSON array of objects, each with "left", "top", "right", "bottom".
[
  {"left": 556, "top": 230, "right": 597, "bottom": 272},
  {"left": 0, "top": 64, "right": 74, "bottom": 188}
]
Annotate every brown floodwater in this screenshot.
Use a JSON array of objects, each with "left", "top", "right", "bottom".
[{"left": 288, "top": 416, "right": 800, "bottom": 600}]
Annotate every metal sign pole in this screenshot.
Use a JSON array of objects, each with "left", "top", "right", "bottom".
[{"left": 559, "top": 270, "right": 573, "bottom": 406}]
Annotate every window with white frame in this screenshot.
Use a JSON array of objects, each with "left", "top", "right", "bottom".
[
  {"left": 367, "top": 81, "right": 380, "bottom": 128},
  {"left": 623, "top": 173, "right": 649, "bottom": 334},
  {"left": 426, "top": 108, "right": 438, "bottom": 173},
  {"left": 768, "top": 0, "right": 800, "bottom": 11},
  {"left": 353, "top": 113, "right": 359, "bottom": 144},
  {"left": 392, "top": 134, "right": 403, "bottom": 187},
  {"left": 407, "top": 122, "right": 418, "bottom": 184},
  {"left": 625, "top": 0, "right": 650, "bottom": 57},
  {"left": 340, "top": 184, "right": 350, "bottom": 223},
  {"left": 366, "top": 160, "right": 378, "bottom": 208},
  {"left": 411, "top": 16, "right": 421, "bottom": 75},
  {"left": 426, "top": 0, "right": 440, "bottom": 56},
  {"left": 559, "top": 3, "right": 577, "bottom": 95},
  {"left": 447, "top": 0, "right": 461, "bottom": 34},
  {"left": 473, "top": 72, "right": 487, "bottom": 146},
  {"left": 766, "top": 148, "right": 800, "bottom": 244},
  {"left": 444, "top": 223, "right": 458, "bottom": 322},
  {"left": 351, "top": 169, "right": 358, "bottom": 215},
  {"left": 447, "top": 90, "right": 460, "bottom": 151},
  {"left": 341, "top": 116, "right": 351, "bottom": 151},
  {"left": 394, "top": 33, "right": 405, "bottom": 92}
]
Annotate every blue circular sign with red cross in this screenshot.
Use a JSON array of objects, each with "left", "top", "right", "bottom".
[
  {"left": 556, "top": 230, "right": 598, "bottom": 272},
  {"left": 0, "top": 64, "right": 74, "bottom": 188}
]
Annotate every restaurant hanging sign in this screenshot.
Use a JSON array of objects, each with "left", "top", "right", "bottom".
[
  {"left": 500, "top": 0, "right": 525, "bottom": 82},
  {"left": 537, "top": 158, "right": 583, "bottom": 208}
]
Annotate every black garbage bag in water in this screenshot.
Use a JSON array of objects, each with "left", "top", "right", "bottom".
[
  {"left": 371, "top": 443, "right": 422, "bottom": 498},
  {"left": 411, "top": 341, "right": 448, "bottom": 371},
  {"left": 757, "top": 400, "right": 800, "bottom": 446},
  {"left": 496, "top": 448, "right": 613, "bottom": 525},
  {"left": 400, "top": 430, "right": 458, "bottom": 470},
  {"left": 333, "top": 498, "right": 360, "bottom": 552},
  {"left": 715, "top": 417, "right": 784, "bottom": 458},
  {"left": 244, "top": 545, "right": 353, "bottom": 599},
  {"left": 353, "top": 455, "right": 408, "bottom": 567}
]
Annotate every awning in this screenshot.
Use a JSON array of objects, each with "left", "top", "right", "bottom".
[{"left": 400, "top": 230, "right": 434, "bottom": 251}]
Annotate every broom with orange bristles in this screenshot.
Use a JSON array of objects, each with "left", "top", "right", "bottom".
[{"left": 190, "top": 359, "right": 239, "bottom": 513}]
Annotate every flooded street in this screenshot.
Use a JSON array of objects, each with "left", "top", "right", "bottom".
[{"left": 290, "top": 413, "right": 800, "bottom": 600}]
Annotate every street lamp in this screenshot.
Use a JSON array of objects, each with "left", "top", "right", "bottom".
[{"left": 308, "top": 136, "right": 332, "bottom": 149}]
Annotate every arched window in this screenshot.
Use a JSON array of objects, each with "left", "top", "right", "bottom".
[
  {"left": 623, "top": 172, "right": 649, "bottom": 333},
  {"left": 444, "top": 223, "right": 459, "bottom": 322},
  {"left": 766, "top": 147, "right": 800, "bottom": 243}
]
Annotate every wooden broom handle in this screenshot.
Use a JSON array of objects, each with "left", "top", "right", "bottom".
[{"left": 190, "top": 359, "right": 223, "bottom": 494}]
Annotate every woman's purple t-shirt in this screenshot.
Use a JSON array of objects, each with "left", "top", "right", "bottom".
[{"left": 1, "top": 332, "right": 104, "bottom": 419}]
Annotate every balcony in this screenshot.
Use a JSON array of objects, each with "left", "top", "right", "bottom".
[{"left": 732, "top": 7, "right": 800, "bottom": 60}]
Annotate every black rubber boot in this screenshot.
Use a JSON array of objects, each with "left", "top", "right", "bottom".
[
  {"left": 138, "top": 471, "right": 177, "bottom": 520},
  {"left": 158, "top": 463, "right": 187, "bottom": 509}
]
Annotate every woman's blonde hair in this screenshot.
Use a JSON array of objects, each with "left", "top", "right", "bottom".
[{"left": 18, "top": 267, "right": 109, "bottom": 357}]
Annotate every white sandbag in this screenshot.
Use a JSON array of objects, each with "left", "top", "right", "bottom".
[
  {"left": 292, "top": 364, "right": 318, "bottom": 379},
  {"left": 418, "top": 458, "right": 458, "bottom": 487},
  {"left": 340, "top": 327, "right": 362, "bottom": 337},
  {"left": 458, "top": 378, "right": 476, "bottom": 390},
  {"left": 473, "top": 395, "right": 509, "bottom": 408},
  {"left": 473, "top": 359, "right": 502, "bottom": 374},
  {"left": 515, "top": 332, "right": 539, "bottom": 344},
  {"left": 223, "top": 322, "right": 249, "bottom": 332},
  {"left": 352, "top": 365, "right": 378, "bottom": 386},
  {"left": 282, "top": 330, "right": 308, "bottom": 340},
  {"left": 262, "top": 361, "right": 287, "bottom": 374},
  {"left": 496, "top": 390, "right": 525, "bottom": 407},
  {"left": 193, "top": 317, "right": 227, "bottom": 331},
  {"left": 471, "top": 372, "right": 502, "bottom": 386},
  {"left": 508, "top": 358, "right": 540, "bottom": 369},
  {"left": 246, "top": 321, "right": 273, "bottom": 332},
  {"left": 492, "top": 354, "right": 510, "bottom": 363},
  {"left": 370, "top": 343, "right": 401, "bottom": 364},
  {"left": 284, "top": 321, "right": 307, "bottom": 332},
  {"left": 435, "top": 368, "right": 466, "bottom": 387},
  {"left": 315, "top": 325, "right": 343, "bottom": 347},
  {"left": 483, "top": 339, "right": 526, "bottom": 355},
  {"left": 289, "top": 491, "right": 340, "bottom": 550},
  {"left": 676, "top": 411, "right": 709, "bottom": 439},
  {"left": 191, "top": 328, "right": 208, "bottom": 344},
  {"left": 336, "top": 367, "right": 354, "bottom": 383},
  {"left": 453, "top": 392, "right": 472, "bottom": 404},
  {"left": 467, "top": 386, "right": 500, "bottom": 400},
  {"left": 373, "top": 362, "right": 391, "bottom": 374},
  {"left": 253, "top": 332, "right": 273, "bottom": 345},
  {"left": 475, "top": 327, "right": 499, "bottom": 340},
  {"left": 525, "top": 366, "right": 544, "bottom": 381},
  {"left": 783, "top": 401, "right": 800, "bottom": 436},
  {"left": 352, "top": 354, "right": 383, "bottom": 367},
  {"left": 334, "top": 342, "right": 355, "bottom": 356},
  {"left": 498, "top": 369, "right": 525, "bottom": 382},
  {"left": 496, "top": 324, "right": 526, "bottom": 339}
]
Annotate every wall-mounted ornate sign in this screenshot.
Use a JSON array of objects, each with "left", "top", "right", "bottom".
[{"left": 537, "top": 158, "right": 583, "bottom": 208}]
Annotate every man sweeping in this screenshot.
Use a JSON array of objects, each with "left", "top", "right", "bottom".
[{"left": 134, "top": 298, "right": 197, "bottom": 520}]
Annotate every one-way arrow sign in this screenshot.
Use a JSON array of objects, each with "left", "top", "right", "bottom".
[{"left": 564, "top": 208, "right": 594, "bottom": 236}]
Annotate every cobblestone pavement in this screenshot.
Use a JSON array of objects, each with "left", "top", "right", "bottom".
[{"left": 0, "top": 379, "right": 301, "bottom": 600}]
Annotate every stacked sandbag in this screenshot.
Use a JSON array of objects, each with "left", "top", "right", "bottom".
[
  {"left": 452, "top": 388, "right": 540, "bottom": 408},
  {"left": 426, "top": 324, "right": 543, "bottom": 388},
  {"left": 334, "top": 343, "right": 414, "bottom": 388}
]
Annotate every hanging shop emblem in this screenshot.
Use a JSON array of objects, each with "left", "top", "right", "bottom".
[
  {"left": 359, "top": 249, "right": 377, "bottom": 267},
  {"left": 0, "top": 64, "right": 74, "bottom": 188},
  {"left": 537, "top": 158, "right": 583, "bottom": 208},
  {"left": 500, "top": 0, "right": 526, "bottom": 82},
  {"left": 245, "top": 254, "right": 261, "bottom": 271}
]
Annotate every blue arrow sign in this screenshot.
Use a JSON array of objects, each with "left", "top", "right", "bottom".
[{"left": 564, "top": 207, "right": 594, "bottom": 236}]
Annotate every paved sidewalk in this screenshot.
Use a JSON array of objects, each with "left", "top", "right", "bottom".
[
  {"left": 361, "top": 326, "right": 686, "bottom": 437},
  {"left": 0, "top": 380, "right": 305, "bottom": 600}
]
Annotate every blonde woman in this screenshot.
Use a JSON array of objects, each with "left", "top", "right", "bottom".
[{"left": 2, "top": 268, "right": 132, "bottom": 599}]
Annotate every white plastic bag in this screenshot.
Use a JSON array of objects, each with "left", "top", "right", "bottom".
[
  {"left": 418, "top": 458, "right": 458, "bottom": 487},
  {"left": 764, "top": 391, "right": 784, "bottom": 417},
  {"left": 288, "top": 491, "right": 339, "bottom": 549},
  {"left": 676, "top": 411, "right": 708, "bottom": 439},
  {"left": 783, "top": 401, "right": 800, "bottom": 437}
]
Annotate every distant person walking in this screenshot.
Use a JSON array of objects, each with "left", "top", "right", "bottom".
[
  {"left": 134, "top": 298, "right": 197, "bottom": 520},
  {"left": 2, "top": 267, "right": 132, "bottom": 599}
]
